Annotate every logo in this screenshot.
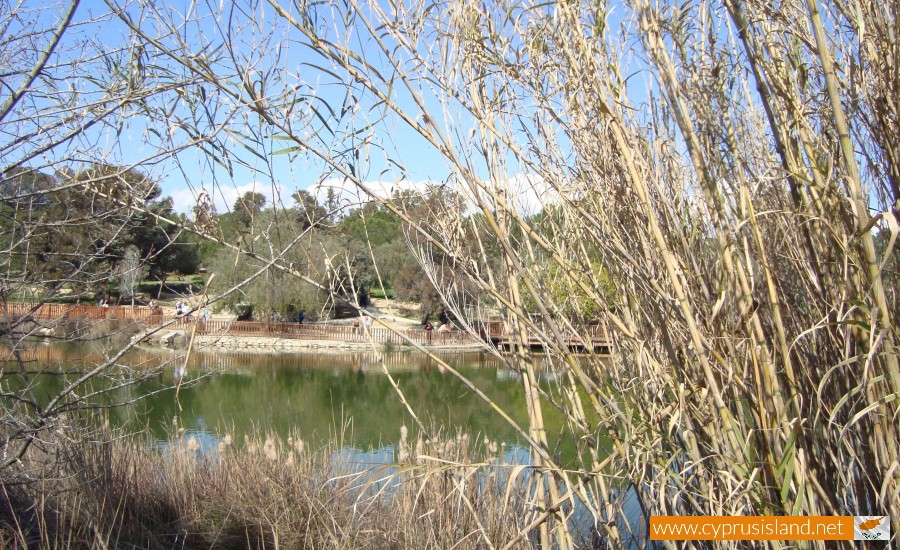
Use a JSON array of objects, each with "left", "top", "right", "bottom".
[{"left": 853, "top": 516, "right": 890, "bottom": 541}]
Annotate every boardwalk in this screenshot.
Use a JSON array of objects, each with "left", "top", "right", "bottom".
[
  {"left": 2, "top": 302, "right": 609, "bottom": 351},
  {"left": 481, "top": 321, "right": 609, "bottom": 352}
]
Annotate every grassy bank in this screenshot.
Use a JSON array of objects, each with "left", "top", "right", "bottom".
[{"left": 0, "top": 429, "right": 584, "bottom": 549}]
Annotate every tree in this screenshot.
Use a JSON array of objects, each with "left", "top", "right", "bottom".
[
  {"left": 291, "top": 189, "right": 327, "bottom": 229},
  {"left": 0, "top": 165, "right": 144, "bottom": 294},
  {"left": 232, "top": 192, "right": 266, "bottom": 228},
  {"left": 3, "top": 164, "right": 199, "bottom": 287},
  {"left": 117, "top": 245, "right": 145, "bottom": 306},
  {"left": 206, "top": 208, "right": 331, "bottom": 317},
  {"left": 324, "top": 187, "right": 340, "bottom": 220}
]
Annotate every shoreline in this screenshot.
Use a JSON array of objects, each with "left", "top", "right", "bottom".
[{"left": 151, "top": 331, "right": 489, "bottom": 353}]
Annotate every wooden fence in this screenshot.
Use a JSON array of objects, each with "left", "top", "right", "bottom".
[
  {"left": 481, "top": 320, "right": 609, "bottom": 348},
  {"left": 1, "top": 302, "right": 482, "bottom": 347},
  {"left": 1, "top": 302, "right": 162, "bottom": 323},
  {"left": 1, "top": 302, "right": 609, "bottom": 350}
]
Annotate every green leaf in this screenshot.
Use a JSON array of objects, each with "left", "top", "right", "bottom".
[
  {"left": 310, "top": 106, "right": 334, "bottom": 136},
  {"left": 272, "top": 146, "right": 301, "bottom": 155},
  {"left": 776, "top": 421, "right": 801, "bottom": 505},
  {"left": 837, "top": 318, "right": 871, "bottom": 332},
  {"left": 242, "top": 143, "right": 267, "bottom": 163},
  {"left": 829, "top": 375, "right": 885, "bottom": 425}
]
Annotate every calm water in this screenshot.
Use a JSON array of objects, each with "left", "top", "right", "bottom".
[
  {"left": 2, "top": 343, "right": 598, "bottom": 462},
  {"left": 3, "top": 343, "right": 644, "bottom": 546}
]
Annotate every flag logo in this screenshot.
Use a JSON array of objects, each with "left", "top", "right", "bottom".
[{"left": 853, "top": 516, "right": 889, "bottom": 541}]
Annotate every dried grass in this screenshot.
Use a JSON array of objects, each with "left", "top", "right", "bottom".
[{"left": 0, "top": 430, "right": 544, "bottom": 549}]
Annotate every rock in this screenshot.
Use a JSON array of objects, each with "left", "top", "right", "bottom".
[{"left": 160, "top": 330, "right": 186, "bottom": 348}]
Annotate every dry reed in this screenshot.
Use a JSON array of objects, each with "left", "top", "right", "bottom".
[{"left": 0, "top": 428, "right": 549, "bottom": 549}]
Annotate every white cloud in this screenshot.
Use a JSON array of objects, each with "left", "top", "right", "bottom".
[
  {"left": 500, "top": 173, "right": 560, "bottom": 216},
  {"left": 312, "top": 174, "right": 559, "bottom": 215},
  {"left": 166, "top": 173, "right": 561, "bottom": 218},
  {"left": 168, "top": 186, "right": 199, "bottom": 214},
  {"left": 168, "top": 181, "right": 287, "bottom": 216},
  {"left": 311, "top": 178, "right": 432, "bottom": 212}
]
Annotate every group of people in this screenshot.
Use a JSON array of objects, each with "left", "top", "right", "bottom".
[
  {"left": 425, "top": 309, "right": 453, "bottom": 333},
  {"left": 175, "top": 301, "right": 211, "bottom": 319},
  {"left": 353, "top": 314, "right": 373, "bottom": 332}
]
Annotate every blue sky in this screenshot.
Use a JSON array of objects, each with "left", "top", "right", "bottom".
[
  {"left": 119, "top": 0, "right": 461, "bottom": 215},
  {"left": 7, "top": 0, "right": 654, "bottom": 217},
  {"left": 3, "top": 0, "right": 458, "bottom": 215}
]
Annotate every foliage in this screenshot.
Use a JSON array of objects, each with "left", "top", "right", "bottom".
[
  {"left": 205, "top": 209, "right": 331, "bottom": 316},
  {"left": 339, "top": 204, "right": 402, "bottom": 246},
  {"left": 200, "top": 193, "right": 456, "bottom": 317},
  {"left": 0, "top": 165, "right": 198, "bottom": 288},
  {"left": 232, "top": 192, "right": 266, "bottom": 228},
  {"left": 523, "top": 258, "right": 615, "bottom": 320},
  {"left": 291, "top": 189, "right": 328, "bottom": 229}
]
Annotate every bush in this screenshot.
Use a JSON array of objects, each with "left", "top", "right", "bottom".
[
  {"left": 369, "top": 287, "right": 394, "bottom": 299},
  {"left": 234, "top": 303, "right": 253, "bottom": 321}
]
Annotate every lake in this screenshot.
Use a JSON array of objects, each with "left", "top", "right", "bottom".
[
  {"left": 2, "top": 343, "right": 600, "bottom": 464},
  {"left": 2, "top": 342, "right": 644, "bottom": 546}
]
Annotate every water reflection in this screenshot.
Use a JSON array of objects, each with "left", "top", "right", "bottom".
[
  {"left": 2, "top": 343, "right": 640, "bottom": 545},
  {"left": 1, "top": 344, "right": 602, "bottom": 465}
]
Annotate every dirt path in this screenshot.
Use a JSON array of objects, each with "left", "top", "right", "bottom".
[{"left": 368, "top": 298, "right": 420, "bottom": 327}]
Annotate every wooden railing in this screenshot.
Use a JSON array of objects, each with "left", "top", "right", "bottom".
[
  {"left": 0, "top": 302, "right": 482, "bottom": 347},
  {"left": 481, "top": 320, "right": 609, "bottom": 344},
  {"left": 1, "top": 302, "right": 609, "bottom": 349},
  {"left": 1, "top": 301, "right": 162, "bottom": 323}
]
